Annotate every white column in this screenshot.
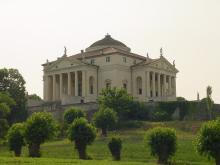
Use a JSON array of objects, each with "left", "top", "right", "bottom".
[
  {"left": 152, "top": 72, "right": 156, "bottom": 97},
  {"left": 174, "top": 77, "right": 176, "bottom": 97},
  {"left": 163, "top": 74, "right": 166, "bottom": 97},
  {"left": 146, "top": 71, "right": 150, "bottom": 98},
  {"left": 75, "top": 71, "right": 78, "bottom": 96},
  {"left": 158, "top": 73, "right": 161, "bottom": 97},
  {"left": 67, "top": 72, "right": 71, "bottom": 96},
  {"left": 43, "top": 76, "right": 47, "bottom": 100},
  {"left": 52, "top": 74, "right": 56, "bottom": 101},
  {"left": 143, "top": 72, "right": 146, "bottom": 97},
  {"left": 60, "top": 73, "right": 63, "bottom": 100},
  {"left": 168, "top": 75, "right": 171, "bottom": 96},
  {"left": 82, "top": 70, "right": 86, "bottom": 97}
]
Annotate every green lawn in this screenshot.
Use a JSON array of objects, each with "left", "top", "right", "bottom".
[{"left": 0, "top": 121, "right": 215, "bottom": 165}]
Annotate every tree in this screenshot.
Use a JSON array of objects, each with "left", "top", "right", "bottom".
[
  {"left": 145, "top": 127, "right": 177, "bottom": 164},
  {"left": 28, "top": 94, "right": 42, "bottom": 101},
  {"left": 176, "top": 97, "right": 186, "bottom": 101},
  {"left": 64, "top": 107, "right": 86, "bottom": 124},
  {"left": 24, "top": 112, "right": 57, "bottom": 157},
  {"left": 206, "top": 86, "right": 214, "bottom": 120},
  {"left": 98, "top": 87, "right": 133, "bottom": 119},
  {"left": 7, "top": 123, "right": 25, "bottom": 156},
  {"left": 195, "top": 118, "right": 220, "bottom": 165},
  {"left": 68, "top": 117, "right": 96, "bottom": 159},
  {"left": 108, "top": 137, "right": 122, "bottom": 161},
  {"left": 93, "top": 107, "right": 117, "bottom": 136},
  {"left": 0, "top": 68, "right": 27, "bottom": 123},
  {"left": 0, "top": 92, "right": 15, "bottom": 139}
]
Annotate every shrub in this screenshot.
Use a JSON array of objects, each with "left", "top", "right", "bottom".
[
  {"left": 64, "top": 107, "right": 86, "bottom": 124},
  {"left": 108, "top": 137, "right": 122, "bottom": 161},
  {"left": 195, "top": 118, "right": 220, "bottom": 165},
  {"left": 145, "top": 127, "right": 177, "bottom": 164},
  {"left": 7, "top": 123, "right": 25, "bottom": 156},
  {"left": 152, "top": 111, "right": 170, "bottom": 121},
  {"left": 93, "top": 107, "right": 117, "bottom": 136},
  {"left": 24, "top": 112, "right": 57, "bottom": 157},
  {"left": 68, "top": 117, "right": 96, "bottom": 159}
]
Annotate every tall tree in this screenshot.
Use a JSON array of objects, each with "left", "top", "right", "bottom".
[
  {"left": 0, "top": 68, "right": 27, "bottom": 123},
  {"left": 206, "top": 86, "right": 214, "bottom": 120}
]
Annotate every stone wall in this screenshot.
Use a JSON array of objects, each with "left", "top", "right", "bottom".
[{"left": 28, "top": 101, "right": 98, "bottom": 121}]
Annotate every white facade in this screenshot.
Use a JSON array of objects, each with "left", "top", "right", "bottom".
[{"left": 42, "top": 35, "right": 178, "bottom": 104}]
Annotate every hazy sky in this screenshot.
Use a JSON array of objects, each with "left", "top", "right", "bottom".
[{"left": 0, "top": 0, "right": 219, "bottom": 103}]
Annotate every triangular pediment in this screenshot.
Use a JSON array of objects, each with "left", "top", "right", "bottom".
[
  {"left": 148, "top": 57, "right": 178, "bottom": 73},
  {"left": 45, "top": 57, "right": 86, "bottom": 71}
]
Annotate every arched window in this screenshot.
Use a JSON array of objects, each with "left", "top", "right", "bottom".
[
  {"left": 105, "top": 79, "right": 111, "bottom": 88},
  {"left": 89, "top": 76, "right": 95, "bottom": 94},
  {"left": 136, "top": 76, "right": 142, "bottom": 95}
]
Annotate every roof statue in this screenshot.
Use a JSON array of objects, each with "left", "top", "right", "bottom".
[
  {"left": 160, "top": 47, "right": 163, "bottom": 57},
  {"left": 63, "top": 46, "right": 67, "bottom": 57},
  {"left": 173, "top": 60, "right": 175, "bottom": 66},
  {"left": 147, "top": 52, "right": 149, "bottom": 59}
]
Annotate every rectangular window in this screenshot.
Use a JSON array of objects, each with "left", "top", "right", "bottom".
[
  {"left": 90, "top": 85, "right": 94, "bottom": 94},
  {"left": 123, "top": 83, "right": 127, "bottom": 89},
  {"left": 123, "top": 57, "right": 126, "bottom": 63},
  {"left": 90, "top": 59, "right": 95, "bottom": 64},
  {"left": 139, "top": 88, "right": 142, "bottom": 95},
  {"left": 106, "top": 56, "right": 110, "bottom": 62}
]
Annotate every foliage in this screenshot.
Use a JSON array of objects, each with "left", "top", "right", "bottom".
[
  {"left": 0, "top": 68, "right": 27, "bottom": 123},
  {"left": 0, "top": 92, "right": 15, "bottom": 139},
  {"left": 152, "top": 110, "right": 170, "bottom": 121},
  {"left": 156, "top": 101, "right": 191, "bottom": 121},
  {"left": 0, "top": 121, "right": 215, "bottom": 164},
  {"left": 98, "top": 88, "right": 133, "bottom": 119},
  {"left": 0, "top": 119, "right": 9, "bottom": 139},
  {"left": 108, "top": 137, "right": 122, "bottom": 161},
  {"left": 93, "top": 107, "right": 118, "bottom": 136},
  {"left": 68, "top": 117, "right": 96, "bottom": 159},
  {"left": 145, "top": 127, "right": 177, "bottom": 164},
  {"left": 64, "top": 107, "right": 86, "bottom": 124},
  {"left": 195, "top": 118, "right": 220, "bottom": 165},
  {"left": 28, "top": 94, "right": 42, "bottom": 101},
  {"left": 7, "top": 123, "right": 25, "bottom": 156},
  {"left": 176, "top": 97, "right": 186, "bottom": 101},
  {"left": 25, "top": 112, "right": 57, "bottom": 157},
  {"left": 127, "top": 101, "right": 149, "bottom": 120}
]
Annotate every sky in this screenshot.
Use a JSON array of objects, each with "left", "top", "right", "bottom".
[{"left": 0, "top": 0, "right": 219, "bottom": 103}]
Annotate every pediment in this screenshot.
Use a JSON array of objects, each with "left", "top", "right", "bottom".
[
  {"left": 45, "top": 57, "right": 85, "bottom": 71},
  {"left": 148, "top": 58, "right": 178, "bottom": 73}
]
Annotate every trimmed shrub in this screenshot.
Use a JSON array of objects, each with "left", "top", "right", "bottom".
[
  {"left": 68, "top": 117, "right": 96, "bottom": 159},
  {"left": 108, "top": 137, "right": 122, "bottom": 161},
  {"left": 7, "top": 123, "right": 25, "bottom": 156},
  {"left": 195, "top": 118, "right": 220, "bottom": 165},
  {"left": 24, "top": 112, "right": 57, "bottom": 157},
  {"left": 145, "top": 127, "right": 177, "bottom": 164},
  {"left": 64, "top": 107, "right": 86, "bottom": 124},
  {"left": 93, "top": 107, "right": 117, "bottom": 136}
]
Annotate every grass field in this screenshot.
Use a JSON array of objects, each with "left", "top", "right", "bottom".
[{"left": 0, "top": 121, "right": 215, "bottom": 165}]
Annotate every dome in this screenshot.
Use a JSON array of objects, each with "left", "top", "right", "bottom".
[{"left": 86, "top": 34, "right": 130, "bottom": 52}]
